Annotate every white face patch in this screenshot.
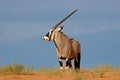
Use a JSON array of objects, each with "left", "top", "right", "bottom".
[
  {"left": 49, "top": 29, "right": 53, "bottom": 36},
  {"left": 43, "top": 36, "right": 49, "bottom": 42}
]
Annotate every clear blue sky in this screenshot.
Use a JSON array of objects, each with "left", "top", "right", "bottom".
[{"left": 0, "top": 0, "right": 120, "bottom": 69}]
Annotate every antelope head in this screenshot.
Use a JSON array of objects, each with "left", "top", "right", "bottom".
[
  {"left": 43, "top": 9, "right": 77, "bottom": 41},
  {"left": 43, "top": 26, "right": 64, "bottom": 41}
]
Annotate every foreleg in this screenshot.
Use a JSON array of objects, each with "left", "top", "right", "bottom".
[
  {"left": 68, "top": 60, "right": 72, "bottom": 68},
  {"left": 65, "top": 59, "right": 70, "bottom": 69},
  {"left": 58, "top": 58, "right": 63, "bottom": 69}
]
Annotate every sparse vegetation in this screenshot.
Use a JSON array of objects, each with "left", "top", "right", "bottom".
[
  {"left": 0, "top": 62, "right": 34, "bottom": 75},
  {"left": 73, "top": 72, "right": 88, "bottom": 80},
  {"left": 39, "top": 67, "right": 63, "bottom": 78},
  {"left": 0, "top": 64, "right": 120, "bottom": 80},
  {"left": 89, "top": 64, "right": 114, "bottom": 77}
]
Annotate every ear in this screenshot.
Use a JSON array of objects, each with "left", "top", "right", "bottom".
[{"left": 57, "top": 26, "right": 64, "bottom": 31}]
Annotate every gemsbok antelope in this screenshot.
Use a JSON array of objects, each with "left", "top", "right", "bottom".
[{"left": 43, "top": 10, "right": 81, "bottom": 70}]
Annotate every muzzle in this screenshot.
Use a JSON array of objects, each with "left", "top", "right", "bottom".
[{"left": 43, "top": 36, "right": 50, "bottom": 42}]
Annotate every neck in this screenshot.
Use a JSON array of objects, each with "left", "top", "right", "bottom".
[
  {"left": 53, "top": 39, "right": 60, "bottom": 51},
  {"left": 53, "top": 31, "right": 70, "bottom": 51}
]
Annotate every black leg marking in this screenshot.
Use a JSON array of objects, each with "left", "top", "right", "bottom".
[
  {"left": 66, "top": 59, "right": 69, "bottom": 67},
  {"left": 68, "top": 60, "right": 72, "bottom": 68},
  {"left": 74, "top": 53, "right": 81, "bottom": 70},
  {"left": 58, "top": 59, "right": 63, "bottom": 69}
]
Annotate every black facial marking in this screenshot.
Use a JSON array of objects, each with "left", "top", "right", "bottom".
[{"left": 45, "top": 32, "right": 49, "bottom": 36}]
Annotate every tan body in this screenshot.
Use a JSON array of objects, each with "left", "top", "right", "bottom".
[
  {"left": 54, "top": 31, "right": 80, "bottom": 59},
  {"left": 43, "top": 10, "right": 81, "bottom": 70}
]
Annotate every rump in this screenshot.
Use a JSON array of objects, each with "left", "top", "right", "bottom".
[{"left": 70, "top": 38, "right": 80, "bottom": 54}]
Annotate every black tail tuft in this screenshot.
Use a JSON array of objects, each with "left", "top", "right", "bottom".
[{"left": 74, "top": 53, "right": 81, "bottom": 70}]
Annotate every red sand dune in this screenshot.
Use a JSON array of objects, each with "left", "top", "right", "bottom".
[{"left": 0, "top": 71, "right": 120, "bottom": 80}]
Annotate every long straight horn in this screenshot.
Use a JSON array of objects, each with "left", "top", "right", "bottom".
[{"left": 53, "top": 9, "right": 78, "bottom": 29}]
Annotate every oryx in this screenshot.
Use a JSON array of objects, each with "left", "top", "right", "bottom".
[{"left": 43, "top": 10, "right": 81, "bottom": 70}]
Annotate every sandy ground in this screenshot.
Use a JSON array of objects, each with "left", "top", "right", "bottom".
[{"left": 0, "top": 71, "right": 120, "bottom": 80}]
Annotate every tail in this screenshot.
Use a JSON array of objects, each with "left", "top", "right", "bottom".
[{"left": 74, "top": 53, "right": 81, "bottom": 70}]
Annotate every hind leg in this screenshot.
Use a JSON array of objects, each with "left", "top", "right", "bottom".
[
  {"left": 74, "top": 59, "right": 80, "bottom": 69},
  {"left": 74, "top": 53, "right": 81, "bottom": 70}
]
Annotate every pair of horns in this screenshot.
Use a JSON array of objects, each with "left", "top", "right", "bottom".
[{"left": 53, "top": 9, "right": 78, "bottom": 29}]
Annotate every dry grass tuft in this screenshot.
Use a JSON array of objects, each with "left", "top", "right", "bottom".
[{"left": 0, "top": 62, "right": 34, "bottom": 75}]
